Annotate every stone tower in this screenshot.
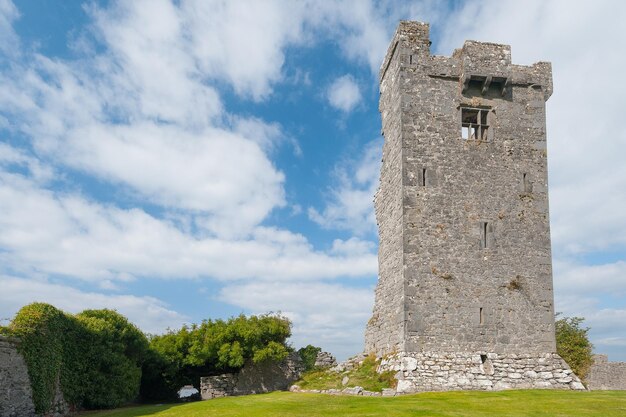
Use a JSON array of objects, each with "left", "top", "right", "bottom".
[{"left": 365, "top": 21, "right": 584, "bottom": 392}]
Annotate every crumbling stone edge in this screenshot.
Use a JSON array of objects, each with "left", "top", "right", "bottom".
[{"left": 289, "top": 385, "right": 397, "bottom": 397}]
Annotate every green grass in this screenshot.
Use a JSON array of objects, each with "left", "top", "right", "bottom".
[
  {"left": 80, "top": 390, "right": 626, "bottom": 417},
  {"left": 295, "top": 355, "right": 395, "bottom": 392}
]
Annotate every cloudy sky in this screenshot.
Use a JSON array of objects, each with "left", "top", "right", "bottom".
[{"left": 0, "top": 0, "right": 624, "bottom": 361}]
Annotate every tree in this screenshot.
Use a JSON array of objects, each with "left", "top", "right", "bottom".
[
  {"left": 298, "top": 345, "right": 322, "bottom": 372},
  {"left": 142, "top": 313, "right": 293, "bottom": 400},
  {"left": 555, "top": 314, "right": 594, "bottom": 383}
]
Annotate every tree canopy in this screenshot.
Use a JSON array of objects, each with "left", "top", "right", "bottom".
[{"left": 142, "top": 313, "right": 292, "bottom": 400}]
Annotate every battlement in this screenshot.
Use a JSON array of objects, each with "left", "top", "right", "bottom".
[{"left": 380, "top": 21, "right": 552, "bottom": 100}]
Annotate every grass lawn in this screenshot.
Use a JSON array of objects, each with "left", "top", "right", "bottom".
[{"left": 80, "top": 390, "right": 626, "bottom": 417}]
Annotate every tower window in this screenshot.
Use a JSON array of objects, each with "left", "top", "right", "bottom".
[
  {"left": 461, "top": 107, "right": 491, "bottom": 141},
  {"left": 480, "top": 222, "right": 493, "bottom": 249},
  {"left": 479, "top": 308, "right": 484, "bottom": 325}
]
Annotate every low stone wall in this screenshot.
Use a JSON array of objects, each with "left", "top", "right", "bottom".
[
  {"left": 200, "top": 352, "right": 304, "bottom": 400},
  {"left": 200, "top": 374, "right": 237, "bottom": 399},
  {"left": 0, "top": 336, "right": 36, "bottom": 417},
  {"left": 587, "top": 354, "right": 626, "bottom": 390},
  {"left": 380, "top": 352, "right": 585, "bottom": 393}
]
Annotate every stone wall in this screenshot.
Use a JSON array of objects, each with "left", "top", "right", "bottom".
[
  {"left": 0, "top": 336, "right": 36, "bottom": 417},
  {"left": 200, "top": 352, "right": 304, "bottom": 400},
  {"left": 363, "top": 18, "right": 411, "bottom": 355},
  {"left": 200, "top": 374, "right": 237, "bottom": 399},
  {"left": 314, "top": 351, "right": 337, "bottom": 369},
  {"left": 382, "top": 352, "right": 584, "bottom": 392},
  {"left": 587, "top": 354, "right": 626, "bottom": 390}
]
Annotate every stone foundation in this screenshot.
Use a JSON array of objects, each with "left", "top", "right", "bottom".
[{"left": 379, "top": 352, "right": 585, "bottom": 392}]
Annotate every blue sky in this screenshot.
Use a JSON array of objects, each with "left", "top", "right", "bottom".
[{"left": 0, "top": 0, "right": 625, "bottom": 362}]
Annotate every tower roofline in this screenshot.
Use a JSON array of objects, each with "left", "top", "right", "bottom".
[
  {"left": 380, "top": 21, "right": 553, "bottom": 100},
  {"left": 380, "top": 21, "right": 430, "bottom": 83}
]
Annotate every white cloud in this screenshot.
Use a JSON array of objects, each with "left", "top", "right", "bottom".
[
  {"left": 89, "top": 0, "right": 223, "bottom": 125},
  {"left": 0, "top": 2, "right": 296, "bottom": 238},
  {"left": 331, "top": 237, "right": 376, "bottom": 256},
  {"left": 305, "top": 1, "right": 399, "bottom": 73},
  {"left": 0, "top": 143, "right": 54, "bottom": 183},
  {"left": 178, "top": 0, "right": 307, "bottom": 100},
  {"left": 0, "top": 276, "right": 187, "bottom": 334},
  {"left": 309, "top": 138, "right": 381, "bottom": 235},
  {"left": 0, "top": 156, "right": 376, "bottom": 283},
  {"left": 327, "top": 74, "right": 362, "bottom": 113},
  {"left": 0, "top": 0, "right": 18, "bottom": 56},
  {"left": 218, "top": 281, "right": 374, "bottom": 360},
  {"left": 554, "top": 259, "right": 626, "bottom": 297}
]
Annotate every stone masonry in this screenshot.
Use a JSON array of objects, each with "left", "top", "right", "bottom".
[
  {"left": 365, "top": 21, "right": 583, "bottom": 392},
  {"left": 0, "top": 336, "right": 36, "bottom": 417},
  {"left": 587, "top": 354, "right": 626, "bottom": 390},
  {"left": 201, "top": 352, "right": 304, "bottom": 400}
]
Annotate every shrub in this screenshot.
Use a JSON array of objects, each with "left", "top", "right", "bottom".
[
  {"left": 555, "top": 314, "right": 594, "bottom": 383},
  {"left": 298, "top": 345, "right": 322, "bottom": 372}
]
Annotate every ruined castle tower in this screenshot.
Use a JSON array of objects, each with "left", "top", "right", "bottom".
[{"left": 365, "top": 21, "right": 584, "bottom": 392}]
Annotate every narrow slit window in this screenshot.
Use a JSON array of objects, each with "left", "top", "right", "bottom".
[
  {"left": 481, "top": 222, "right": 494, "bottom": 249},
  {"left": 480, "top": 222, "right": 488, "bottom": 249},
  {"left": 479, "top": 308, "right": 484, "bottom": 325},
  {"left": 422, "top": 168, "right": 427, "bottom": 186},
  {"left": 522, "top": 173, "right": 532, "bottom": 193},
  {"left": 409, "top": 54, "right": 413, "bottom": 65},
  {"left": 461, "top": 107, "right": 491, "bottom": 141}
]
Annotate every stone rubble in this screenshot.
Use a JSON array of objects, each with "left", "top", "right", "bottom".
[
  {"left": 289, "top": 385, "right": 395, "bottom": 397},
  {"left": 314, "top": 351, "right": 338, "bottom": 369}
]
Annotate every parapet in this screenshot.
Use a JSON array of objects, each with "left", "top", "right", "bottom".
[{"left": 380, "top": 21, "right": 553, "bottom": 100}]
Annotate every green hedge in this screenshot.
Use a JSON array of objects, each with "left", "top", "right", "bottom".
[
  {"left": 8, "top": 304, "right": 295, "bottom": 408},
  {"left": 7, "top": 303, "right": 148, "bottom": 413}
]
